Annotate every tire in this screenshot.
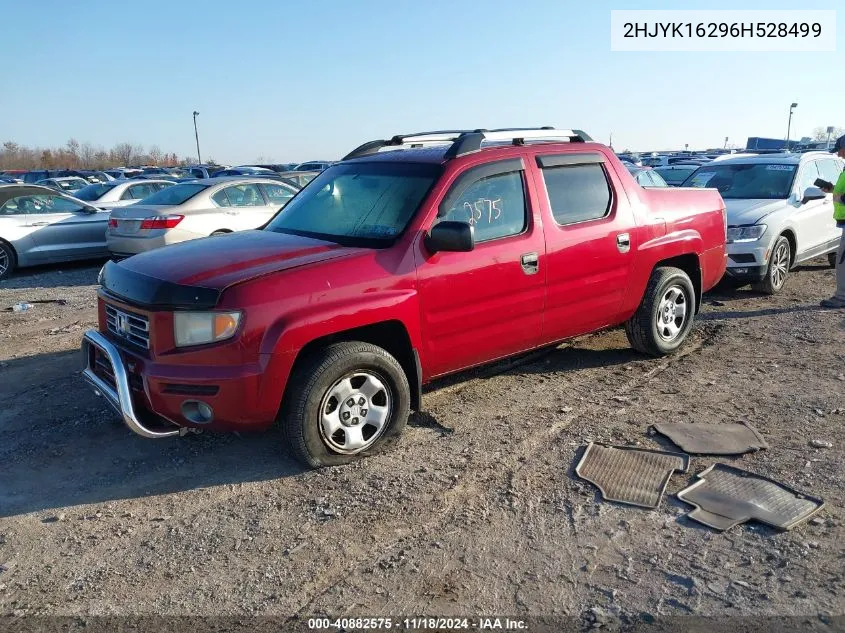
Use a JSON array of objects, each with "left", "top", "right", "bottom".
[
  {"left": 281, "top": 341, "right": 410, "bottom": 468},
  {"left": 752, "top": 235, "right": 790, "bottom": 295},
  {"left": 0, "top": 241, "right": 16, "bottom": 281},
  {"left": 829, "top": 252, "right": 838, "bottom": 269},
  {"left": 625, "top": 266, "right": 696, "bottom": 357}
]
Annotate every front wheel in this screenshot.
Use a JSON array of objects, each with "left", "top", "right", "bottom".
[
  {"left": 625, "top": 266, "right": 696, "bottom": 357},
  {"left": 752, "top": 235, "right": 790, "bottom": 295},
  {"left": 0, "top": 241, "right": 15, "bottom": 281},
  {"left": 282, "top": 341, "right": 410, "bottom": 468}
]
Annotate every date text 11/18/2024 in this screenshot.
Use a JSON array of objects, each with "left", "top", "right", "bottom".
[{"left": 307, "top": 617, "right": 528, "bottom": 630}]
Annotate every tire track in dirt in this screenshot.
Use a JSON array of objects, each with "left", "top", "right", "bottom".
[{"left": 286, "top": 326, "right": 721, "bottom": 617}]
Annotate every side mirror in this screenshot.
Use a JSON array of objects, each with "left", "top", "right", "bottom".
[
  {"left": 424, "top": 221, "right": 474, "bottom": 253},
  {"left": 802, "top": 186, "right": 826, "bottom": 204}
]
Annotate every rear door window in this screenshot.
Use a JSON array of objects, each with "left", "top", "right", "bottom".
[
  {"left": 223, "top": 183, "right": 265, "bottom": 207},
  {"left": 260, "top": 182, "right": 297, "bottom": 206},
  {"left": 540, "top": 163, "right": 612, "bottom": 225}
]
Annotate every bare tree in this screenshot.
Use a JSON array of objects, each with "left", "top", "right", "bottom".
[
  {"left": 812, "top": 126, "right": 844, "bottom": 142},
  {"left": 112, "top": 142, "right": 136, "bottom": 166},
  {"left": 79, "top": 143, "right": 97, "bottom": 168},
  {"left": 148, "top": 145, "right": 163, "bottom": 165}
]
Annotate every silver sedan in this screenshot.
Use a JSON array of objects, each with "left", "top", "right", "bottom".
[
  {"left": 0, "top": 184, "right": 110, "bottom": 280},
  {"left": 74, "top": 179, "right": 175, "bottom": 210},
  {"left": 107, "top": 177, "right": 299, "bottom": 257}
]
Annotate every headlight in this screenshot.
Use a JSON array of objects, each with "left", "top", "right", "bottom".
[
  {"left": 173, "top": 311, "right": 241, "bottom": 347},
  {"left": 727, "top": 224, "right": 767, "bottom": 243}
]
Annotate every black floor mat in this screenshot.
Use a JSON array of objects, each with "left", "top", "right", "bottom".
[
  {"left": 677, "top": 463, "right": 824, "bottom": 531},
  {"left": 652, "top": 422, "right": 768, "bottom": 455},
  {"left": 575, "top": 443, "right": 690, "bottom": 509}
]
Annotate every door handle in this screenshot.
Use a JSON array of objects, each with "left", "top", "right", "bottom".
[
  {"left": 30, "top": 221, "right": 49, "bottom": 226},
  {"left": 520, "top": 252, "right": 539, "bottom": 275},
  {"left": 616, "top": 233, "right": 631, "bottom": 253}
]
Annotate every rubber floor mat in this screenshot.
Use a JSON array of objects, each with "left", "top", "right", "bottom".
[
  {"left": 677, "top": 463, "right": 824, "bottom": 531},
  {"left": 575, "top": 443, "right": 690, "bottom": 509},
  {"left": 652, "top": 422, "right": 768, "bottom": 455}
]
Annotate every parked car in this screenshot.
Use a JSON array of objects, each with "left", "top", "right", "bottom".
[
  {"left": 274, "top": 170, "right": 320, "bottom": 188},
  {"left": 294, "top": 161, "right": 333, "bottom": 172},
  {"left": 248, "top": 163, "right": 298, "bottom": 173},
  {"left": 182, "top": 165, "right": 227, "bottom": 179},
  {"left": 82, "top": 127, "right": 726, "bottom": 467},
  {"left": 106, "top": 177, "right": 299, "bottom": 257},
  {"left": 80, "top": 170, "right": 115, "bottom": 183},
  {"left": 105, "top": 168, "right": 144, "bottom": 179},
  {"left": 0, "top": 184, "right": 109, "bottom": 280},
  {"left": 213, "top": 166, "right": 278, "bottom": 177},
  {"left": 616, "top": 154, "right": 643, "bottom": 167},
  {"left": 643, "top": 155, "right": 711, "bottom": 168},
  {"left": 35, "top": 176, "right": 90, "bottom": 193},
  {"left": 681, "top": 152, "right": 845, "bottom": 293},
  {"left": 624, "top": 164, "right": 668, "bottom": 187},
  {"left": 654, "top": 164, "right": 702, "bottom": 186},
  {"left": 73, "top": 179, "right": 174, "bottom": 210}
]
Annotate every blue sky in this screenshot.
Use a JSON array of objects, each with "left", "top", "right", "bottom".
[{"left": 1, "top": 0, "right": 841, "bottom": 163}]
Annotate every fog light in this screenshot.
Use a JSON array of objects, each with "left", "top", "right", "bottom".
[{"left": 181, "top": 400, "right": 214, "bottom": 424}]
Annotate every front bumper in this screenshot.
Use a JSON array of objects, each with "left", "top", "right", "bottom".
[
  {"left": 724, "top": 264, "right": 767, "bottom": 282},
  {"left": 81, "top": 329, "right": 183, "bottom": 438}
]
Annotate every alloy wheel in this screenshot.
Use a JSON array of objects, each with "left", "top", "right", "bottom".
[
  {"left": 319, "top": 371, "right": 392, "bottom": 454},
  {"left": 655, "top": 285, "right": 688, "bottom": 342}
]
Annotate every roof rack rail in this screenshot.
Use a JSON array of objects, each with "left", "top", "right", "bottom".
[{"left": 342, "top": 127, "right": 593, "bottom": 161}]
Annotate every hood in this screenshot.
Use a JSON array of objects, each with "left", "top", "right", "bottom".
[
  {"left": 723, "top": 198, "right": 787, "bottom": 226},
  {"left": 108, "top": 230, "right": 362, "bottom": 307}
]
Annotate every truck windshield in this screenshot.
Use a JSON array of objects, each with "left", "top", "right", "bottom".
[
  {"left": 681, "top": 163, "right": 797, "bottom": 199},
  {"left": 265, "top": 162, "right": 440, "bottom": 246}
]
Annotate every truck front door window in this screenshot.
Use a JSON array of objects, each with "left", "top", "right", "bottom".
[{"left": 439, "top": 171, "right": 526, "bottom": 242}]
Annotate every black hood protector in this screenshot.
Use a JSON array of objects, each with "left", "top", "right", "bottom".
[{"left": 100, "top": 260, "right": 220, "bottom": 310}]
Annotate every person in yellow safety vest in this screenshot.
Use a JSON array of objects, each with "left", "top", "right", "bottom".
[{"left": 819, "top": 135, "right": 845, "bottom": 308}]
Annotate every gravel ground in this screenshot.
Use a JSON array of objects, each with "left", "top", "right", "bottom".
[{"left": 0, "top": 257, "right": 844, "bottom": 629}]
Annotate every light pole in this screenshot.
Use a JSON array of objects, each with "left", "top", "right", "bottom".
[
  {"left": 826, "top": 125, "right": 835, "bottom": 149},
  {"left": 192, "top": 111, "right": 202, "bottom": 164},
  {"left": 786, "top": 103, "right": 798, "bottom": 150}
]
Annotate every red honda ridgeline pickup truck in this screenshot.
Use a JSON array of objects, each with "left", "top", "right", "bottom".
[{"left": 82, "top": 128, "right": 726, "bottom": 467}]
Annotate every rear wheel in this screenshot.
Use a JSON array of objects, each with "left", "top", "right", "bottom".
[
  {"left": 752, "top": 235, "right": 790, "bottom": 294},
  {"left": 282, "top": 341, "right": 410, "bottom": 468},
  {"left": 0, "top": 241, "right": 15, "bottom": 281},
  {"left": 625, "top": 266, "right": 696, "bottom": 356}
]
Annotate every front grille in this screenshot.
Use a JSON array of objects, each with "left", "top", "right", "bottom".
[{"left": 105, "top": 304, "right": 150, "bottom": 349}]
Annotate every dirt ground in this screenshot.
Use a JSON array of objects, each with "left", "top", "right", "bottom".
[{"left": 1, "top": 257, "right": 844, "bottom": 629}]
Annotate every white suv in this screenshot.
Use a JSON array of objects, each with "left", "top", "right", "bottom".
[{"left": 682, "top": 152, "right": 844, "bottom": 293}]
